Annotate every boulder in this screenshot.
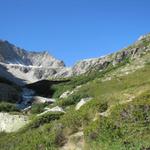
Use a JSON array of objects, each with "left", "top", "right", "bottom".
[
  {"left": 60, "top": 91, "right": 71, "bottom": 99},
  {"left": 32, "top": 96, "right": 56, "bottom": 104},
  {"left": 37, "top": 106, "right": 65, "bottom": 116},
  {"left": 0, "top": 112, "right": 29, "bottom": 132},
  {"left": 60, "top": 86, "right": 82, "bottom": 99},
  {"left": 75, "top": 97, "right": 92, "bottom": 110}
]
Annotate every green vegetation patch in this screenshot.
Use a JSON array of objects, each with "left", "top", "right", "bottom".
[
  {"left": 84, "top": 97, "right": 150, "bottom": 150},
  {"left": 26, "top": 111, "right": 64, "bottom": 129},
  {"left": 0, "top": 102, "right": 19, "bottom": 112}
]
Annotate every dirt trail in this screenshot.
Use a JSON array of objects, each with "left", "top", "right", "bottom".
[{"left": 60, "top": 131, "right": 84, "bottom": 150}]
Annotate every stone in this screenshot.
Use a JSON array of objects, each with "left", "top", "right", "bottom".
[
  {"left": 37, "top": 106, "right": 65, "bottom": 116},
  {"left": 0, "top": 113, "right": 29, "bottom": 132},
  {"left": 60, "top": 91, "right": 71, "bottom": 99},
  {"left": 75, "top": 97, "right": 92, "bottom": 110},
  {"left": 60, "top": 86, "right": 82, "bottom": 99},
  {"left": 32, "top": 96, "right": 56, "bottom": 104}
]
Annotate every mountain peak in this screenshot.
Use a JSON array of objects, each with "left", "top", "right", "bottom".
[
  {"left": 0, "top": 40, "right": 70, "bottom": 84},
  {"left": 0, "top": 40, "right": 65, "bottom": 67}
]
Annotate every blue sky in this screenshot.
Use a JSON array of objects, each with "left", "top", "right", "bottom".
[{"left": 0, "top": 0, "right": 150, "bottom": 66}]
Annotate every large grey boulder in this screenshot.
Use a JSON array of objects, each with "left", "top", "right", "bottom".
[{"left": 0, "top": 113, "right": 29, "bottom": 132}]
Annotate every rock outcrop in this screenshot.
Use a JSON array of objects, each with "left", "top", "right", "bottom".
[
  {"left": 72, "top": 34, "right": 150, "bottom": 75},
  {"left": 75, "top": 97, "right": 92, "bottom": 110},
  {"left": 0, "top": 113, "right": 29, "bottom": 132},
  {"left": 37, "top": 106, "right": 65, "bottom": 116},
  {"left": 32, "top": 96, "right": 56, "bottom": 104}
]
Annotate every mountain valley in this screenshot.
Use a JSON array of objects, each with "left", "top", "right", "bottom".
[{"left": 0, "top": 34, "right": 150, "bottom": 150}]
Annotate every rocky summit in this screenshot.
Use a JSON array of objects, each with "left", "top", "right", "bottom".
[
  {"left": 0, "top": 40, "right": 65, "bottom": 67},
  {"left": 0, "top": 40, "right": 72, "bottom": 85}
]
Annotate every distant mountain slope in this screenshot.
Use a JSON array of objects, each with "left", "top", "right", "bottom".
[
  {"left": 0, "top": 40, "right": 71, "bottom": 85},
  {"left": 0, "top": 40, "right": 65, "bottom": 67},
  {"left": 72, "top": 33, "right": 150, "bottom": 75},
  {"left": 0, "top": 33, "right": 150, "bottom": 85}
]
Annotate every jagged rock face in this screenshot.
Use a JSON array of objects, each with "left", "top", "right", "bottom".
[
  {"left": 0, "top": 33, "right": 150, "bottom": 85},
  {"left": 0, "top": 40, "right": 71, "bottom": 85},
  {"left": 27, "top": 52, "right": 65, "bottom": 68},
  {"left": 72, "top": 33, "right": 150, "bottom": 75},
  {"left": 0, "top": 40, "right": 65, "bottom": 67},
  {"left": 72, "top": 57, "right": 111, "bottom": 75}
]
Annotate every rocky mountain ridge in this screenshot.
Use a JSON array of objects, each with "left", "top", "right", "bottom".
[
  {"left": 73, "top": 33, "right": 150, "bottom": 75},
  {"left": 0, "top": 40, "right": 65, "bottom": 67},
  {"left": 0, "top": 33, "right": 150, "bottom": 85},
  {"left": 0, "top": 40, "right": 72, "bottom": 84}
]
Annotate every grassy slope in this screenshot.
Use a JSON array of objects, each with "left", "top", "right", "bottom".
[{"left": 0, "top": 56, "right": 150, "bottom": 150}]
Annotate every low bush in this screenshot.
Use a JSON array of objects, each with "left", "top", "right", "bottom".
[
  {"left": 59, "top": 99, "right": 108, "bottom": 134},
  {"left": 0, "top": 102, "right": 19, "bottom": 112},
  {"left": 57, "top": 92, "right": 90, "bottom": 107},
  {"left": 84, "top": 98, "right": 150, "bottom": 150},
  {"left": 27, "top": 112, "right": 64, "bottom": 129},
  {"left": 30, "top": 103, "right": 48, "bottom": 114}
]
